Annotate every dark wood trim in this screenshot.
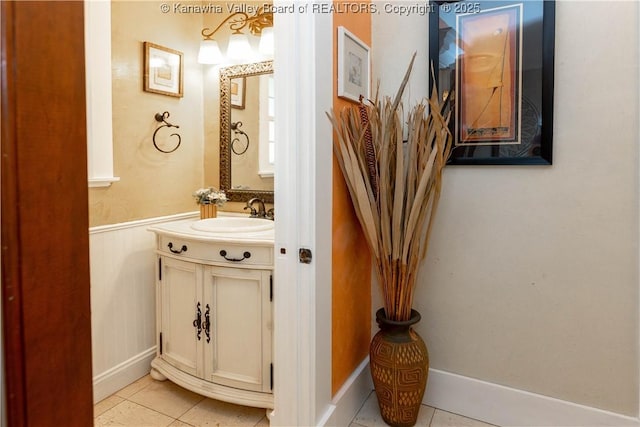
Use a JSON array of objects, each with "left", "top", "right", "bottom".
[
  {"left": 1, "top": 2, "right": 27, "bottom": 425},
  {"left": 1, "top": 2, "right": 93, "bottom": 426}
]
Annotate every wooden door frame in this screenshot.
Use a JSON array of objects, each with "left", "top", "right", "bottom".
[{"left": 1, "top": 2, "right": 94, "bottom": 425}]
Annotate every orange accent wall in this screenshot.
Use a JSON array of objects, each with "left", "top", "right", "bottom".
[{"left": 332, "top": 3, "right": 372, "bottom": 396}]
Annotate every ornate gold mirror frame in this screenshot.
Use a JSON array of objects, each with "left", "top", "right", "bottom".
[{"left": 219, "top": 60, "right": 274, "bottom": 203}]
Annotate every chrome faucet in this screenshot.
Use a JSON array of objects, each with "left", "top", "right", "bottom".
[{"left": 245, "top": 198, "right": 266, "bottom": 218}]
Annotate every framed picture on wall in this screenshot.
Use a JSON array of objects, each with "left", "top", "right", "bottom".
[
  {"left": 337, "top": 26, "right": 371, "bottom": 103},
  {"left": 429, "top": 0, "right": 555, "bottom": 165},
  {"left": 230, "top": 77, "right": 246, "bottom": 109},
  {"left": 143, "top": 42, "right": 184, "bottom": 98}
]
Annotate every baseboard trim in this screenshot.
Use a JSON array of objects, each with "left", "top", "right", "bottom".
[
  {"left": 424, "top": 369, "right": 640, "bottom": 427},
  {"left": 93, "top": 347, "right": 156, "bottom": 403},
  {"left": 319, "top": 358, "right": 373, "bottom": 427}
]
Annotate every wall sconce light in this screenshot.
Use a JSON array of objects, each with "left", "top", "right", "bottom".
[{"left": 198, "top": 7, "right": 273, "bottom": 65}]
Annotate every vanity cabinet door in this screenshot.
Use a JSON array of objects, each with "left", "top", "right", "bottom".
[
  {"left": 202, "top": 266, "right": 272, "bottom": 393},
  {"left": 158, "top": 256, "right": 203, "bottom": 378}
]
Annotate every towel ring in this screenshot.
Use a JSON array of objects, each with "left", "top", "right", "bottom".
[{"left": 153, "top": 111, "right": 181, "bottom": 153}]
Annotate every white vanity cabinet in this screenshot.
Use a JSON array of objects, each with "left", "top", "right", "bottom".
[{"left": 149, "top": 220, "right": 274, "bottom": 409}]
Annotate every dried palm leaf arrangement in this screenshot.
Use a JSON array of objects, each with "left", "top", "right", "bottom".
[{"left": 328, "top": 54, "right": 453, "bottom": 322}]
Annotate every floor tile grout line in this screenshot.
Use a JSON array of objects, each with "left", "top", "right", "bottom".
[
  {"left": 123, "top": 397, "right": 178, "bottom": 422},
  {"left": 173, "top": 419, "right": 196, "bottom": 427},
  {"left": 435, "top": 408, "right": 499, "bottom": 427},
  {"left": 172, "top": 395, "right": 207, "bottom": 421},
  {"left": 94, "top": 396, "right": 128, "bottom": 419},
  {"left": 426, "top": 406, "right": 436, "bottom": 427},
  {"left": 252, "top": 415, "right": 268, "bottom": 426},
  {"left": 350, "top": 389, "right": 375, "bottom": 424},
  {"left": 119, "top": 378, "right": 207, "bottom": 422},
  {"left": 121, "top": 395, "right": 194, "bottom": 422},
  {"left": 94, "top": 397, "right": 178, "bottom": 425}
]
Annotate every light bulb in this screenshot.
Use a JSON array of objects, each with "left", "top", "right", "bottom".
[
  {"left": 227, "top": 33, "right": 252, "bottom": 62},
  {"left": 198, "top": 39, "right": 223, "bottom": 64},
  {"left": 259, "top": 27, "right": 274, "bottom": 56}
]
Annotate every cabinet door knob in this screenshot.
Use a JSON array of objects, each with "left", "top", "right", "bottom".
[{"left": 219, "top": 250, "right": 251, "bottom": 262}]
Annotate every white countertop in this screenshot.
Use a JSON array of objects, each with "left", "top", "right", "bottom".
[{"left": 148, "top": 214, "right": 274, "bottom": 246}]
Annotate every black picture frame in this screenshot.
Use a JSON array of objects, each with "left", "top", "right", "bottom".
[{"left": 429, "top": 0, "right": 555, "bottom": 165}]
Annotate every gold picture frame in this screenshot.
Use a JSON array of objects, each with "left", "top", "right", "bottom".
[
  {"left": 230, "top": 77, "right": 246, "bottom": 109},
  {"left": 143, "top": 42, "right": 183, "bottom": 98}
]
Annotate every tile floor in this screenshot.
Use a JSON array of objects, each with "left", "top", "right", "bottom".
[{"left": 94, "top": 375, "right": 497, "bottom": 427}]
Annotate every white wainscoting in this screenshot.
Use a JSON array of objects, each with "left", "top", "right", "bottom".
[{"left": 89, "top": 213, "right": 197, "bottom": 403}]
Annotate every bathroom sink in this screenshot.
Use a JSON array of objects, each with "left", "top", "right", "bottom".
[{"left": 190, "top": 217, "right": 274, "bottom": 233}]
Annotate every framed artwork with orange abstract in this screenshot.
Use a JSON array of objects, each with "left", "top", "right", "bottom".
[{"left": 429, "top": 0, "right": 555, "bottom": 165}]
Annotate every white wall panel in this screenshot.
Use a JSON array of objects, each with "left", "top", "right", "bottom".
[{"left": 89, "top": 213, "right": 196, "bottom": 402}]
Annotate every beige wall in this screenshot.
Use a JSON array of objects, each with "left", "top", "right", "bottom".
[
  {"left": 90, "top": 2, "right": 276, "bottom": 226},
  {"left": 89, "top": 1, "right": 208, "bottom": 227},
  {"left": 375, "top": 0, "right": 639, "bottom": 416},
  {"left": 202, "top": 13, "right": 223, "bottom": 192}
]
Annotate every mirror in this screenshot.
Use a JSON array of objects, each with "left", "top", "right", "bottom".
[{"left": 219, "top": 60, "right": 274, "bottom": 203}]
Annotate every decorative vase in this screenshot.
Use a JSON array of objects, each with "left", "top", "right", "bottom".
[
  {"left": 199, "top": 203, "right": 217, "bottom": 219},
  {"left": 370, "top": 308, "right": 429, "bottom": 427}
]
